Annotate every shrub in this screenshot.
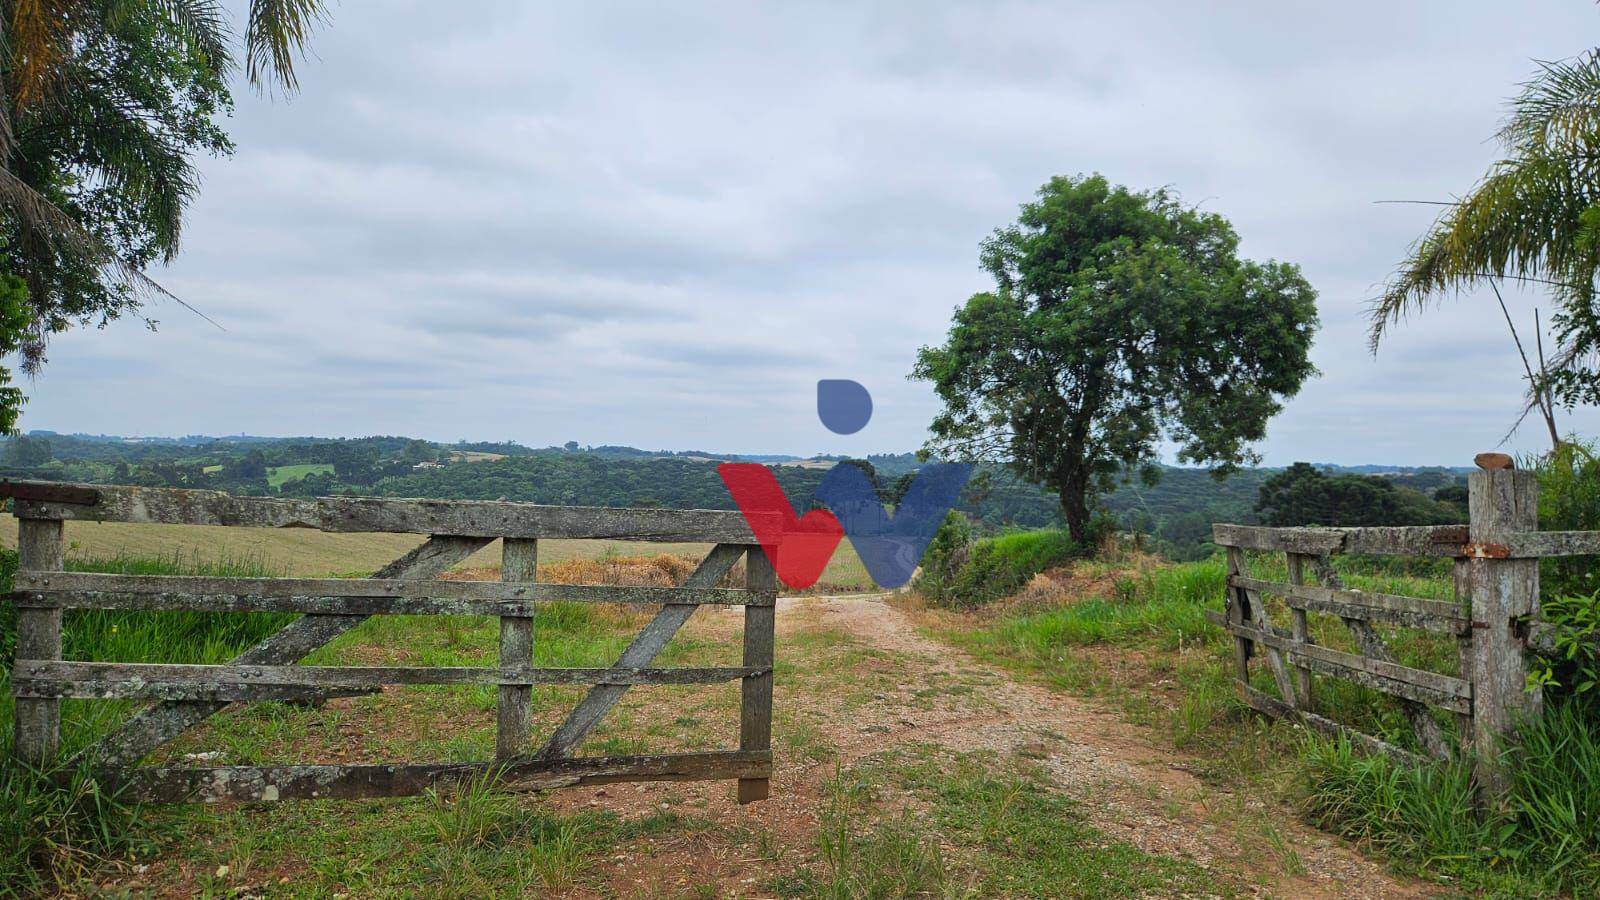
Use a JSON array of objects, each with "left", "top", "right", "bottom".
[
  {"left": 1531, "top": 590, "right": 1600, "bottom": 697},
  {"left": 913, "top": 511, "right": 973, "bottom": 604},
  {"left": 1532, "top": 441, "right": 1600, "bottom": 599},
  {"left": 919, "top": 520, "right": 1082, "bottom": 608}
]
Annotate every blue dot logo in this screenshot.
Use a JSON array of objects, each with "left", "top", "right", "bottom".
[{"left": 817, "top": 380, "right": 872, "bottom": 435}]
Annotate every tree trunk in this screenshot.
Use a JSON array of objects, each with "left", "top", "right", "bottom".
[{"left": 1060, "top": 485, "right": 1091, "bottom": 545}]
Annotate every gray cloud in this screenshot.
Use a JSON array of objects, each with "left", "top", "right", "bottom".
[{"left": 19, "top": 0, "right": 1600, "bottom": 465}]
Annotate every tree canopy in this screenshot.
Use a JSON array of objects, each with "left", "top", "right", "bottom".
[
  {"left": 1255, "top": 462, "right": 1465, "bottom": 527},
  {"left": 912, "top": 174, "right": 1319, "bottom": 542}
]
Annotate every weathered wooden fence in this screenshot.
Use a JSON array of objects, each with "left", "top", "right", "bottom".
[
  {"left": 1209, "top": 454, "right": 1600, "bottom": 792},
  {"left": 3, "top": 480, "right": 781, "bottom": 805}
]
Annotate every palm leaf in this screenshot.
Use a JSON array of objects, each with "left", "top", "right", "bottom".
[
  {"left": 245, "top": 0, "right": 325, "bottom": 92},
  {"left": 1370, "top": 50, "right": 1600, "bottom": 350}
]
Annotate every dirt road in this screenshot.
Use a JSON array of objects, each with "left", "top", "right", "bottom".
[{"left": 554, "top": 593, "right": 1437, "bottom": 898}]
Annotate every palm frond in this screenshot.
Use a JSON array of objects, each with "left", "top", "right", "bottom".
[
  {"left": 244, "top": 0, "right": 325, "bottom": 92},
  {"left": 0, "top": 156, "right": 216, "bottom": 372},
  {"left": 1369, "top": 151, "right": 1596, "bottom": 348},
  {"left": 1372, "top": 49, "right": 1600, "bottom": 354},
  {"left": 8, "top": 0, "right": 82, "bottom": 109},
  {"left": 1500, "top": 53, "right": 1600, "bottom": 156},
  {"left": 57, "top": 71, "right": 203, "bottom": 258}
]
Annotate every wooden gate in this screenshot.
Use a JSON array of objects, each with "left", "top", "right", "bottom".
[
  {"left": 1209, "top": 456, "right": 1600, "bottom": 792},
  {"left": 4, "top": 480, "right": 780, "bottom": 804}
]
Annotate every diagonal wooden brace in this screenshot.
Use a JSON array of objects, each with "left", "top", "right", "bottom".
[
  {"left": 1228, "top": 547, "right": 1298, "bottom": 707},
  {"left": 83, "top": 535, "right": 492, "bottom": 766},
  {"left": 537, "top": 543, "right": 750, "bottom": 759},
  {"left": 1309, "top": 556, "right": 1453, "bottom": 761}
]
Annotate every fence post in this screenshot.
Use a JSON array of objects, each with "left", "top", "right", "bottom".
[
  {"left": 1466, "top": 455, "right": 1539, "bottom": 796},
  {"left": 738, "top": 547, "right": 776, "bottom": 804},
  {"left": 497, "top": 538, "right": 537, "bottom": 760},
  {"left": 14, "top": 516, "right": 65, "bottom": 763},
  {"left": 1285, "top": 552, "right": 1315, "bottom": 707}
]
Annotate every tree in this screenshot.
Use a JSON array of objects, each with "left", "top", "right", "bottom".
[
  {"left": 3, "top": 433, "right": 50, "bottom": 466},
  {"left": 1369, "top": 50, "right": 1600, "bottom": 426},
  {"left": 0, "top": 1, "right": 329, "bottom": 430},
  {"left": 1434, "top": 483, "right": 1470, "bottom": 513},
  {"left": 912, "top": 174, "right": 1319, "bottom": 542},
  {"left": 400, "top": 439, "right": 437, "bottom": 463},
  {"left": 1255, "top": 462, "right": 1464, "bottom": 527},
  {"left": 224, "top": 447, "right": 268, "bottom": 480}
]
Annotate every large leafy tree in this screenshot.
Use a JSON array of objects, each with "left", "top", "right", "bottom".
[
  {"left": 0, "top": 1, "right": 326, "bottom": 429},
  {"left": 913, "top": 175, "right": 1319, "bottom": 542},
  {"left": 1369, "top": 50, "right": 1600, "bottom": 420}
]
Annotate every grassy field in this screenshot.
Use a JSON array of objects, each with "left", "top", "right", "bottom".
[{"left": 265, "top": 463, "right": 334, "bottom": 488}]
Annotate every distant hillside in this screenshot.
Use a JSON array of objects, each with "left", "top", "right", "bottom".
[{"left": 0, "top": 431, "right": 1468, "bottom": 560}]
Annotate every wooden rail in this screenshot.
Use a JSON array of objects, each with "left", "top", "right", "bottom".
[
  {"left": 1226, "top": 576, "right": 1467, "bottom": 634},
  {"left": 12, "top": 572, "right": 763, "bottom": 615},
  {"left": 103, "top": 750, "right": 773, "bottom": 804},
  {"left": 2, "top": 480, "right": 778, "bottom": 542},
  {"left": 3, "top": 480, "right": 781, "bottom": 805}
]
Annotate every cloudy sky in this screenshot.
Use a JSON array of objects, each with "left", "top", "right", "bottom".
[{"left": 19, "top": 2, "right": 1600, "bottom": 465}]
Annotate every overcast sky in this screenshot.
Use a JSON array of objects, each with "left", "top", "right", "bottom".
[{"left": 18, "top": 2, "right": 1600, "bottom": 465}]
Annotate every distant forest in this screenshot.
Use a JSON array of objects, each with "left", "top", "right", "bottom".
[{"left": 0, "top": 432, "right": 1471, "bottom": 560}]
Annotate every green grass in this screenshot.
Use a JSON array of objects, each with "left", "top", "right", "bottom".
[
  {"left": 162, "top": 775, "right": 707, "bottom": 898},
  {"left": 0, "top": 548, "right": 296, "bottom": 896},
  {"left": 0, "top": 542, "right": 733, "bottom": 894},
  {"left": 1299, "top": 697, "right": 1600, "bottom": 897},
  {"left": 794, "top": 746, "right": 1220, "bottom": 898},
  {"left": 266, "top": 463, "right": 333, "bottom": 488},
  {"left": 949, "top": 554, "right": 1465, "bottom": 751}
]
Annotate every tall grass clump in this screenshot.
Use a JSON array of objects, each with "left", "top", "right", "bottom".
[
  {"left": 1300, "top": 696, "right": 1600, "bottom": 894},
  {"left": 916, "top": 512, "right": 1086, "bottom": 607},
  {"left": 810, "top": 770, "right": 948, "bottom": 898},
  {"left": 1, "top": 548, "right": 292, "bottom": 893}
]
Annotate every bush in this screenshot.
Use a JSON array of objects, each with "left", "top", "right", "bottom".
[
  {"left": 917, "top": 517, "right": 1083, "bottom": 608},
  {"left": 1531, "top": 590, "right": 1600, "bottom": 697},
  {"left": 1533, "top": 441, "right": 1600, "bottom": 600},
  {"left": 913, "top": 511, "right": 974, "bottom": 604}
]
